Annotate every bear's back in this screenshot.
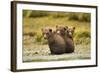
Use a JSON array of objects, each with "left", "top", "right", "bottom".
[
  {"left": 53, "top": 34, "right": 66, "bottom": 46},
  {"left": 48, "top": 33, "right": 66, "bottom": 54}
]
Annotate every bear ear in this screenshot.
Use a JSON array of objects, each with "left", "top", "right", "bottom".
[
  {"left": 64, "top": 26, "right": 68, "bottom": 30},
  {"left": 49, "top": 28, "right": 52, "bottom": 32},
  {"left": 64, "top": 27, "right": 66, "bottom": 30},
  {"left": 73, "top": 27, "right": 75, "bottom": 30}
]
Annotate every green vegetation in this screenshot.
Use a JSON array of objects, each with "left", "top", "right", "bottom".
[
  {"left": 23, "top": 10, "right": 91, "bottom": 62},
  {"left": 23, "top": 10, "right": 90, "bottom": 45},
  {"left": 68, "top": 12, "right": 91, "bottom": 22}
]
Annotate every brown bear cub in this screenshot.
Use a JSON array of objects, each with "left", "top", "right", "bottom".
[
  {"left": 66, "top": 27, "right": 75, "bottom": 40},
  {"left": 41, "top": 28, "right": 66, "bottom": 54},
  {"left": 56, "top": 25, "right": 75, "bottom": 53}
]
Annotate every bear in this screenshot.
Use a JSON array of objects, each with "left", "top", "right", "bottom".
[
  {"left": 66, "top": 26, "right": 75, "bottom": 40},
  {"left": 56, "top": 25, "right": 75, "bottom": 53},
  {"left": 56, "top": 25, "right": 67, "bottom": 37},
  {"left": 41, "top": 27, "right": 66, "bottom": 54}
]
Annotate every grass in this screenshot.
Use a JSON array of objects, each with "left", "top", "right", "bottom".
[{"left": 23, "top": 17, "right": 90, "bottom": 45}]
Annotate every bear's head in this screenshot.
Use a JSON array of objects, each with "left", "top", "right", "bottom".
[
  {"left": 66, "top": 27, "right": 75, "bottom": 38},
  {"left": 41, "top": 28, "right": 53, "bottom": 39},
  {"left": 56, "top": 25, "right": 75, "bottom": 39},
  {"left": 56, "top": 25, "right": 67, "bottom": 36}
]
